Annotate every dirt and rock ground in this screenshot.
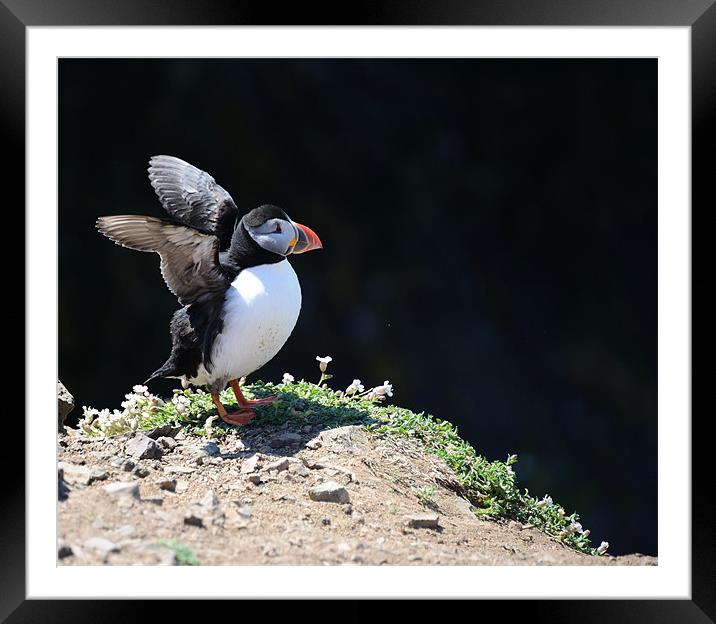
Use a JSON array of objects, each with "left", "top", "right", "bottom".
[{"left": 57, "top": 423, "right": 657, "bottom": 566}]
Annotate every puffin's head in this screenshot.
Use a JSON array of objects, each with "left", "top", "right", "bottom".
[{"left": 242, "top": 204, "right": 322, "bottom": 257}]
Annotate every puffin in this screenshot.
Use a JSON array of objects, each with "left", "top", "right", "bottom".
[{"left": 96, "top": 155, "right": 322, "bottom": 426}]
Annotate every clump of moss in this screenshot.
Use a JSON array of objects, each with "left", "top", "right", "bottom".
[{"left": 157, "top": 540, "right": 200, "bottom": 566}]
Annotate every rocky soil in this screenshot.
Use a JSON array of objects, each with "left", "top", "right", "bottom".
[{"left": 57, "top": 422, "right": 657, "bottom": 566}]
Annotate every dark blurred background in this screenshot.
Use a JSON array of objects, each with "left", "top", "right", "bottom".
[{"left": 59, "top": 58, "right": 656, "bottom": 556}]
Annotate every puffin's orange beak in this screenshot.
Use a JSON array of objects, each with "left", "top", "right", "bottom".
[{"left": 291, "top": 222, "right": 323, "bottom": 254}]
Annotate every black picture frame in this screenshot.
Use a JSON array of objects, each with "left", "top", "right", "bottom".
[{"left": 5, "top": 0, "right": 712, "bottom": 619}]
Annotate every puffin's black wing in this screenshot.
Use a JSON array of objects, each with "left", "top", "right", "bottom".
[
  {"left": 147, "top": 155, "right": 239, "bottom": 249},
  {"left": 96, "top": 215, "right": 229, "bottom": 305}
]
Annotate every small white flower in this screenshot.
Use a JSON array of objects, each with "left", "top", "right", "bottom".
[
  {"left": 596, "top": 541, "right": 609, "bottom": 555},
  {"left": 568, "top": 522, "right": 583, "bottom": 534},
  {"left": 132, "top": 384, "right": 148, "bottom": 395},
  {"left": 282, "top": 373, "right": 295, "bottom": 384},
  {"left": 370, "top": 381, "right": 393, "bottom": 399},
  {"left": 316, "top": 356, "right": 333, "bottom": 372},
  {"left": 345, "top": 379, "right": 364, "bottom": 395},
  {"left": 204, "top": 414, "right": 218, "bottom": 438},
  {"left": 557, "top": 507, "right": 565, "bottom": 518},
  {"left": 543, "top": 495, "right": 553, "bottom": 506},
  {"left": 582, "top": 529, "right": 591, "bottom": 538},
  {"left": 172, "top": 393, "right": 190, "bottom": 414}
]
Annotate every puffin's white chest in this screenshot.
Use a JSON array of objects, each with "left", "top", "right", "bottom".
[{"left": 204, "top": 260, "right": 301, "bottom": 383}]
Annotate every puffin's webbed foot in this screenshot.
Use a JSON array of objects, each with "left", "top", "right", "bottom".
[
  {"left": 229, "top": 379, "right": 278, "bottom": 407},
  {"left": 211, "top": 392, "right": 256, "bottom": 426}
]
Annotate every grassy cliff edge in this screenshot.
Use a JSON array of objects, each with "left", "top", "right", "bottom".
[{"left": 68, "top": 378, "right": 605, "bottom": 556}]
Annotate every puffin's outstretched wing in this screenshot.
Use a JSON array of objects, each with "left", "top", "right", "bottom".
[
  {"left": 147, "top": 155, "right": 239, "bottom": 249},
  {"left": 96, "top": 215, "right": 229, "bottom": 305}
]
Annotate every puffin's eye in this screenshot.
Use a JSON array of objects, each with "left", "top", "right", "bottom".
[{"left": 273, "top": 223, "right": 282, "bottom": 234}]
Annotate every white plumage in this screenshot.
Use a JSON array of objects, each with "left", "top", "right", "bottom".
[{"left": 186, "top": 259, "right": 302, "bottom": 387}]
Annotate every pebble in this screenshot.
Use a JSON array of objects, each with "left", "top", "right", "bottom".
[
  {"left": 240, "top": 454, "right": 260, "bottom": 474},
  {"left": 58, "top": 462, "right": 107, "bottom": 486},
  {"left": 200, "top": 490, "right": 219, "bottom": 508},
  {"left": 263, "top": 545, "right": 278, "bottom": 557},
  {"left": 404, "top": 513, "right": 440, "bottom": 530},
  {"left": 132, "top": 466, "right": 150, "bottom": 478},
  {"left": 145, "top": 424, "right": 182, "bottom": 439},
  {"left": 157, "top": 436, "right": 177, "bottom": 450},
  {"left": 201, "top": 442, "right": 221, "bottom": 456},
  {"left": 90, "top": 467, "right": 108, "bottom": 481},
  {"left": 57, "top": 538, "right": 73, "bottom": 559},
  {"left": 264, "top": 457, "right": 289, "bottom": 473},
  {"left": 288, "top": 462, "right": 310, "bottom": 477},
  {"left": 103, "top": 481, "right": 140, "bottom": 500},
  {"left": 117, "top": 524, "right": 137, "bottom": 538},
  {"left": 164, "top": 465, "right": 196, "bottom": 475},
  {"left": 183, "top": 509, "right": 205, "bottom": 527},
  {"left": 125, "top": 434, "right": 164, "bottom": 460},
  {"left": 305, "top": 438, "right": 322, "bottom": 450},
  {"left": 142, "top": 496, "right": 164, "bottom": 505},
  {"left": 156, "top": 478, "right": 177, "bottom": 492},
  {"left": 158, "top": 548, "right": 178, "bottom": 566},
  {"left": 84, "top": 537, "right": 121, "bottom": 554},
  {"left": 88, "top": 451, "right": 111, "bottom": 461},
  {"left": 247, "top": 474, "right": 262, "bottom": 485},
  {"left": 309, "top": 481, "right": 350, "bottom": 504},
  {"left": 58, "top": 474, "right": 69, "bottom": 501},
  {"left": 175, "top": 480, "right": 189, "bottom": 493},
  {"left": 235, "top": 505, "right": 253, "bottom": 518},
  {"left": 57, "top": 380, "right": 75, "bottom": 426},
  {"left": 270, "top": 432, "right": 303, "bottom": 448}
]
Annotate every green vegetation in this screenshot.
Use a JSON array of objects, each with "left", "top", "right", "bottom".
[
  {"left": 416, "top": 485, "right": 438, "bottom": 507},
  {"left": 69, "top": 370, "right": 602, "bottom": 556},
  {"left": 157, "top": 540, "right": 200, "bottom": 566}
]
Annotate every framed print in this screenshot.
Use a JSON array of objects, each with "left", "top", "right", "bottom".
[{"left": 5, "top": 0, "right": 712, "bottom": 618}]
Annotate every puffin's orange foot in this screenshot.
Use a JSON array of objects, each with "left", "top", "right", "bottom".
[
  {"left": 212, "top": 392, "right": 256, "bottom": 427},
  {"left": 220, "top": 408, "right": 257, "bottom": 426},
  {"left": 229, "top": 379, "right": 278, "bottom": 408},
  {"left": 240, "top": 395, "right": 278, "bottom": 407}
]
